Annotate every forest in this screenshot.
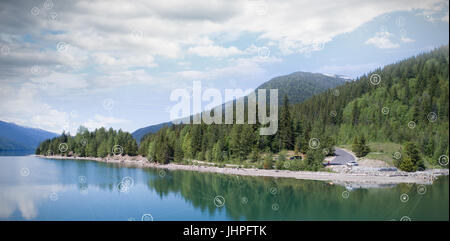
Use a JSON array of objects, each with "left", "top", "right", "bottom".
[
  {"left": 35, "top": 126, "right": 138, "bottom": 158},
  {"left": 36, "top": 46, "right": 449, "bottom": 172},
  {"left": 138, "top": 45, "right": 449, "bottom": 172}
]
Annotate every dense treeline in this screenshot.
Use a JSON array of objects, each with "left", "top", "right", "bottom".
[
  {"left": 293, "top": 45, "right": 449, "bottom": 169},
  {"left": 140, "top": 45, "right": 449, "bottom": 171},
  {"left": 35, "top": 126, "right": 138, "bottom": 157},
  {"left": 138, "top": 93, "right": 335, "bottom": 171}
]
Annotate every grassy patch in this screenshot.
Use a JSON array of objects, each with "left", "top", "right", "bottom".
[{"left": 339, "top": 142, "right": 402, "bottom": 166}]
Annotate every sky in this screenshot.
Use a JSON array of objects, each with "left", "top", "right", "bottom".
[{"left": 0, "top": 0, "right": 448, "bottom": 134}]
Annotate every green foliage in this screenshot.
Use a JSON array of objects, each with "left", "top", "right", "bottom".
[
  {"left": 352, "top": 135, "right": 370, "bottom": 157},
  {"left": 36, "top": 127, "right": 138, "bottom": 158},
  {"left": 395, "top": 142, "right": 425, "bottom": 172},
  {"left": 137, "top": 46, "right": 448, "bottom": 171},
  {"left": 263, "top": 154, "right": 273, "bottom": 169}
]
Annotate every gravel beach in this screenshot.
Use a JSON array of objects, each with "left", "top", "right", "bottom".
[{"left": 36, "top": 154, "right": 449, "bottom": 186}]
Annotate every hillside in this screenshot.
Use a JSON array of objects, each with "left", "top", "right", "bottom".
[
  {"left": 132, "top": 71, "right": 346, "bottom": 142},
  {"left": 257, "top": 71, "right": 348, "bottom": 104},
  {"left": 138, "top": 45, "right": 449, "bottom": 172},
  {"left": 0, "top": 120, "right": 58, "bottom": 155},
  {"left": 293, "top": 45, "right": 449, "bottom": 167}
]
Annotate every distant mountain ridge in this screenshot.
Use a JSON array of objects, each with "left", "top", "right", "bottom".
[
  {"left": 0, "top": 120, "right": 58, "bottom": 155},
  {"left": 256, "top": 71, "right": 347, "bottom": 104},
  {"left": 132, "top": 71, "right": 347, "bottom": 142}
]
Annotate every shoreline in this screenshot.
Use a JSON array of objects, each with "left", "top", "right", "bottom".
[{"left": 35, "top": 155, "right": 449, "bottom": 186}]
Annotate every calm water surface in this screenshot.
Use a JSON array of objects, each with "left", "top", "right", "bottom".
[{"left": 0, "top": 156, "right": 448, "bottom": 221}]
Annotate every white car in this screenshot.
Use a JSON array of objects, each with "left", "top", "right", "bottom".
[{"left": 346, "top": 161, "right": 358, "bottom": 167}]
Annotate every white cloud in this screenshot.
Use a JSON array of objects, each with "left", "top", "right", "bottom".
[
  {"left": 188, "top": 45, "right": 243, "bottom": 58},
  {"left": 83, "top": 114, "right": 129, "bottom": 131},
  {"left": 400, "top": 36, "right": 415, "bottom": 43},
  {"left": 0, "top": 82, "right": 70, "bottom": 133},
  {"left": 365, "top": 31, "right": 400, "bottom": 49}
]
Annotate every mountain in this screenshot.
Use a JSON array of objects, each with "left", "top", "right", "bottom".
[
  {"left": 0, "top": 120, "right": 58, "bottom": 155},
  {"left": 132, "top": 71, "right": 346, "bottom": 142},
  {"left": 137, "top": 45, "right": 448, "bottom": 172},
  {"left": 132, "top": 122, "right": 172, "bottom": 144},
  {"left": 257, "top": 71, "right": 347, "bottom": 104},
  {"left": 292, "top": 45, "right": 449, "bottom": 167}
]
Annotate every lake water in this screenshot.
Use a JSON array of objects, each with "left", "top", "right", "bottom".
[{"left": 0, "top": 156, "right": 448, "bottom": 221}]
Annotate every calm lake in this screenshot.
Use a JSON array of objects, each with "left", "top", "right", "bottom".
[{"left": 0, "top": 156, "right": 448, "bottom": 221}]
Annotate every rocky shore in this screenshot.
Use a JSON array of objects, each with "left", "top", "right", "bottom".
[{"left": 36, "top": 154, "right": 449, "bottom": 186}]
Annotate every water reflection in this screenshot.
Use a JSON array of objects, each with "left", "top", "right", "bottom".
[
  {"left": 0, "top": 184, "right": 66, "bottom": 220},
  {"left": 0, "top": 156, "right": 448, "bottom": 220}
]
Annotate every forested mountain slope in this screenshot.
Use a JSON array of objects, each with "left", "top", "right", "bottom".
[
  {"left": 293, "top": 45, "right": 449, "bottom": 166},
  {"left": 138, "top": 46, "right": 448, "bottom": 171},
  {"left": 132, "top": 71, "right": 346, "bottom": 142}
]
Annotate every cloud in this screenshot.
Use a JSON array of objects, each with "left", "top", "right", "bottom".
[
  {"left": 0, "top": 82, "right": 70, "bottom": 133},
  {"left": 83, "top": 114, "right": 130, "bottom": 131},
  {"left": 315, "top": 63, "right": 382, "bottom": 78},
  {"left": 188, "top": 45, "right": 243, "bottom": 58},
  {"left": 365, "top": 31, "right": 400, "bottom": 49},
  {"left": 400, "top": 36, "right": 415, "bottom": 43}
]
